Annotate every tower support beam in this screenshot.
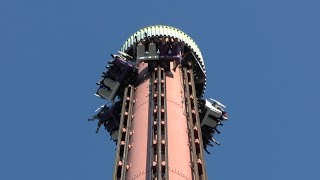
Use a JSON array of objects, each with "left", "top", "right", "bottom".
[
  {"left": 149, "top": 66, "right": 169, "bottom": 179},
  {"left": 113, "top": 85, "right": 135, "bottom": 180},
  {"left": 182, "top": 66, "right": 207, "bottom": 180}
]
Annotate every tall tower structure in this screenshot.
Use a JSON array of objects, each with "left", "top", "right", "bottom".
[{"left": 89, "top": 25, "right": 228, "bottom": 180}]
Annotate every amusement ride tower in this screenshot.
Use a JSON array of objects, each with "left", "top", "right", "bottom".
[{"left": 89, "top": 25, "right": 229, "bottom": 180}]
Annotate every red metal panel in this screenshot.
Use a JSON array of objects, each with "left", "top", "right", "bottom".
[
  {"left": 166, "top": 64, "right": 193, "bottom": 180},
  {"left": 126, "top": 62, "right": 150, "bottom": 180},
  {"left": 126, "top": 62, "right": 193, "bottom": 180}
]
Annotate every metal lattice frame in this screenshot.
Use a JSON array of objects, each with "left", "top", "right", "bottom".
[
  {"left": 182, "top": 66, "right": 207, "bottom": 180},
  {"left": 148, "top": 66, "right": 169, "bottom": 179},
  {"left": 113, "top": 85, "right": 135, "bottom": 180}
]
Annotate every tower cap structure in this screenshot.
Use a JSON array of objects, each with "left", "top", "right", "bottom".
[{"left": 120, "top": 25, "right": 207, "bottom": 97}]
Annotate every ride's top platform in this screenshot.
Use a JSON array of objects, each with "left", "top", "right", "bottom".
[{"left": 120, "top": 25, "right": 207, "bottom": 97}]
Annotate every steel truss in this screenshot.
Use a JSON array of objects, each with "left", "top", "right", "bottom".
[
  {"left": 149, "top": 66, "right": 169, "bottom": 180},
  {"left": 113, "top": 85, "right": 135, "bottom": 180},
  {"left": 182, "top": 64, "right": 207, "bottom": 180}
]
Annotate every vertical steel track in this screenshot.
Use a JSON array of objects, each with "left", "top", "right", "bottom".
[
  {"left": 150, "top": 66, "right": 169, "bottom": 180},
  {"left": 113, "top": 85, "right": 135, "bottom": 180},
  {"left": 182, "top": 66, "right": 208, "bottom": 180}
]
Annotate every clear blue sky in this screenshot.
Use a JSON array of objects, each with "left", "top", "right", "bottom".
[{"left": 1, "top": 0, "right": 319, "bottom": 179}]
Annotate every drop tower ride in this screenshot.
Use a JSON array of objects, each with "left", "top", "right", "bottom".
[{"left": 89, "top": 25, "right": 229, "bottom": 180}]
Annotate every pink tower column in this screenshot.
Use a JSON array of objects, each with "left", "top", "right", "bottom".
[
  {"left": 126, "top": 62, "right": 151, "bottom": 180},
  {"left": 126, "top": 62, "right": 192, "bottom": 180},
  {"left": 166, "top": 64, "right": 193, "bottom": 180}
]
